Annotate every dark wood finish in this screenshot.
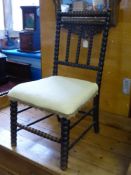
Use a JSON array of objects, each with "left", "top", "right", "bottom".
[
  {"left": 19, "top": 31, "right": 40, "bottom": 52},
  {"left": 93, "top": 95, "right": 99, "bottom": 133},
  {"left": 0, "top": 59, "right": 31, "bottom": 97},
  {"left": 87, "top": 30, "right": 94, "bottom": 65},
  {"left": 0, "top": 60, "right": 31, "bottom": 110},
  {"left": 19, "top": 6, "right": 41, "bottom": 52},
  {"left": 60, "top": 118, "right": 70, "bottom": 170},
  {"left": 21, "top": 6, "right": 38, "bottom": 31},
  {"left": 6, "top": 60, "right": 31, "bottom": 82},
  {"left": 9, "top": 10, "right": 110, "bottom": 170},
  {"left": 19, "top": 32, "right": 34, "bottom": 52},
  {"left": 0, "top": 57, "right": 7, "bottom": 85},
  {"left": 53, "top": 10, "right": 110, "bottom": 89},
  {"left": 53, "top": 11, "right": 110, "bottom": 169},
  {"left": 10, "top": 101, "right": 18, "bottom": 147},
  {"left": 17, "top": 122, "right": 61, "bottom": 143},
  {"left": 0, "top": 59, "right": 31, "bottom": 84}
]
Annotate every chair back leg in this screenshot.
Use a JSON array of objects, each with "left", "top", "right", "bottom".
[{"left": 93, "top": 95, "right": 99, "bottom": 133}]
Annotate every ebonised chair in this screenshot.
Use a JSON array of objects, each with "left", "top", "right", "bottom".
[{"left": 8, "top": 10, "right": 110, "bottom": 170}]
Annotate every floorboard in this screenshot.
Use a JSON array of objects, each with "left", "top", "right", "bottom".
[{"left": 0, "top": 105, "right": 131, "bottom": 175}]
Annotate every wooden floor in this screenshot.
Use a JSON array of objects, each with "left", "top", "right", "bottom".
[{"left": 0, "top": 104, "right": 131, "bottom": 175}]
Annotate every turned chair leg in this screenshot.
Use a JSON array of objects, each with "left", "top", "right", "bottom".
[
  {"left": 60, "top": 118, "right": 70, "bottom": 170},
  {"left": 10, "top": 101, "right": 18, "bottom": 146},
  {"left": 93, "top": 95, "right": 99, "bottom": 133}
]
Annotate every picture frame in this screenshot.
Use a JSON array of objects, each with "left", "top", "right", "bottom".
[{"left": 57, "top": 0, "right": 121, "bottom": 26}]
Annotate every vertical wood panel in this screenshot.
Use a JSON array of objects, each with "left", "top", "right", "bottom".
[
  {"left": 40, "top": 1, "right": 131, "bottom": 117},
  {"left": 100, "top": 2, "right": 131, "bottom": 116},
  {"left": 40, "top": 0, "right": 56, "bottom": 77}
]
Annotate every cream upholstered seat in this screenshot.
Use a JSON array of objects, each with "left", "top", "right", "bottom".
[
  {"left": 8, "top": 76, "right": 98, "bottom": 116},
  {"left": 9, "top": 10, "right": 110, "bottom": 171}
]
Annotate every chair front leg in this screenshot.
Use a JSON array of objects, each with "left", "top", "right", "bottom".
[
  {"left": 10, "top": 101, "right": 18, "bottom": 146},
  {"left": 60, "top": 118, "right": 70, "bottom": 170},
  {"left": 93, "top": 95, "right": 99, "bottom": 133}
]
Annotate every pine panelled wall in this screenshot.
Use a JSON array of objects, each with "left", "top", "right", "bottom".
[{"left": 40, "top": 0, "right": 131, "bottom": 117}]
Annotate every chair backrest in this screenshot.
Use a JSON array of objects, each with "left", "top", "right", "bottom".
[{"left": 53, "top": 10, "right": 110, "bottom": 88}]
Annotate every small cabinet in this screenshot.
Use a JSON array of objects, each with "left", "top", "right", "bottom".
[
  {"left": 6, "top": 60, "right": 31, "bottom": 82},
  {"left": 20, "top": 31, "right": 40, "bottom": 52},
  {"left": 0, "top": 56, "right": 7, "bottom": 84},
  {"left": 20, "top": 32, "right": 34, "bottom": 52}
]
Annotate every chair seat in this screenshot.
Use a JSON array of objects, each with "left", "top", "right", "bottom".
[{"left": 8, "top": 76, "right": 98, "bottom": 117}]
